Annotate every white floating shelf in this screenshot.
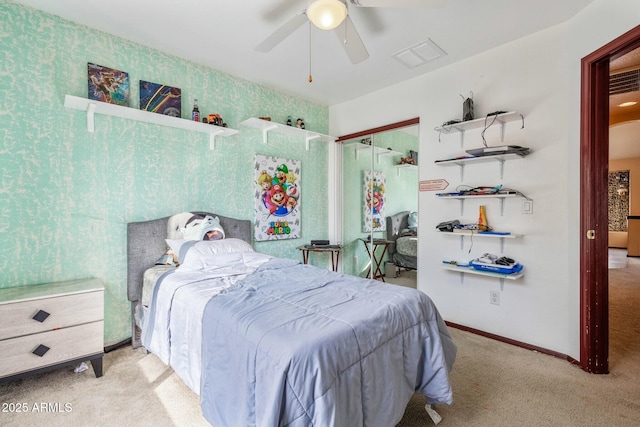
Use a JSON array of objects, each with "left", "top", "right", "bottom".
[
  {"left": 343, "top": 141, "right": 403, "bottom": 162},
  {"left": 240, "top": 117, "right": 336, "bottom": 150},
  {"left": 434, "top": 111, "right": 524, "bottom": 146},
  {"left": 435, "top": 193, "right": 520, "bottom": 201},
  {"left": 436, "top": 193, "right": 522, "bottom": 216},
  {"left": 439, "top": 230, "right": 522, "bottom": 252},
  {"left": 435, "top": 152, "right": 529, "bottom": 181},
  {"left": 440, "top": 231, "right": 521, "bottom": 238},
  {"left": 434, "top": 111, "right": 522, "bottom": 134},
  {"left": 434, "top": 152, "right": 527, "bottom": 167},
  {"left": 64, "top": 95, "right": 238, "bottom": 150},
  {"left": 395, "top": 163, "right": 418, "bottom": 175},
  {"left": 441, "top": 264, "right": 523, "bottom": 279},
  {"left": 441, "top": 264, "right": 524, "bottom": 288}
]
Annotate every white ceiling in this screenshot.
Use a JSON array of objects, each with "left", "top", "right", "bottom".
[{"left": 13, "top": 0, "right": 596, "bottom": 106}]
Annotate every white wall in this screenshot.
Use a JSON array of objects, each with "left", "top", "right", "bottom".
[{"left": 329, "top": 0, "right": 640, "bottom": 361}]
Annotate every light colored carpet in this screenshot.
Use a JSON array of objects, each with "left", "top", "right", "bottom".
[
  {"left": 1, "top": 263, "right": 638, "bottom": 427},
  {"left": 609, "top": 248, "right": 629, "bottom": 269},
  {"left": 385, "top": 269, "right": 417, "bottom": 289}
]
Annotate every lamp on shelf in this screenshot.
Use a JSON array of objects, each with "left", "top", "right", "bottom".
[{"left": 307, "top": 0, "right": 347, "bottom": 30}]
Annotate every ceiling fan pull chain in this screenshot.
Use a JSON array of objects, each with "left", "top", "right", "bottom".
[
  {"left": 309, "top": 22, "right": 313, "bottom": 83},
  {"left": 343, "top": 3, "right": 348, "bottom": 44}
]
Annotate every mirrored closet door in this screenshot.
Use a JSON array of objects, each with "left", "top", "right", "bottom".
[{"left": 337, "top": 118, "right": 419, "bottom": 287}]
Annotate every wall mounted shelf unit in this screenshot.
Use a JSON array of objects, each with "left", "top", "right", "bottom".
[
  {"left": 240, "top": 117, "right": 336, "bottom": 150},
  {"left": 343, "top": 141, "right": 403, "bottom": 162},
  {"left": 439, "top": 230, "right": 522, "bottom": 252},
  {"left": 436, "top": 193, "right": 521, "bottom": 216},
  {"left": 395, "top": 163, "right": 417, "bottom": 176},
  {"left": 434, "top": 111, "right": 524, "bottom": 146},
  {"left": 64, "top": 95, "right": 238, "bottom": 150},
  {"left": 435, "top": 152, "right": 528, "bottom": 181},
  {"left": 441, "top": 264, "right": 524, "bottom": 289}
]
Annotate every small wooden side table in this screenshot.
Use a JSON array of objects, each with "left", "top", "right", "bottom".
[
  {"left": 297, "top": 245, "right": 343, "bottom": 272},
  {"left": 358, "top": 238, "right": 393, "bottom": 281}
]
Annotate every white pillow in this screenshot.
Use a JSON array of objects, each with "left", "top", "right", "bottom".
[
  {"left": 166, "top": 239, "right": 196, "bottom": 263},
  {"left": 167, "top": 238, "right": 254, "bottom": 267}
]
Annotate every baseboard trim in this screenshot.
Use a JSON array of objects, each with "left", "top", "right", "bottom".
[
  {"left": 446, "top": 321, "right": 580, "bottom": 366},
  {"left": 104, "top": 338, "right": 132, "bottom": 353}
]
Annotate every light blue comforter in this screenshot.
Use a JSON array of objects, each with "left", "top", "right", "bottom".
[{"left": 200, "top": 258, "right": 456, "bottom": 427}]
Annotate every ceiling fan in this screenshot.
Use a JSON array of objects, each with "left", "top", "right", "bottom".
[{"left": 255, "top": 0, "right": 446, "bottom": 65}]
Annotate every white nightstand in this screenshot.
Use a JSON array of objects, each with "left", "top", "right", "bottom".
[{"left": 0, "top": 278, "right": 104, "bottom": 382}]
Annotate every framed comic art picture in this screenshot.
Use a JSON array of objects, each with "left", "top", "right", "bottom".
[
  {"left": 87, "top": 63, "right": 130, "bottom": 106},
  {"left": 254, "top": 155, "right": 301, "bottom": 241},
  {"left": 139, "top": 80, "right": 182, "bottom": 117},
  {"left": 363, "top": 170, "right": 386, "bottom": 232}
]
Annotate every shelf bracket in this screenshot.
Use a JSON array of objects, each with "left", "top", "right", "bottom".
[
  {"left": 500, "top": 278, "right": 505, "bottom": 290},
  {"left": 500, "top": 237, "right": 505, "bottom": 253},
  {"left": 86, "top": 102, "right": 96, "bottom": 133},
  {"left": 459, "top": 163, "right": 465, "bottom": 181},
  {"left": 459, "top": 130, "right": 465, "bottom": 148},
  {"left": 497, "top": 158, "right": 505, "bottom": 180},
  {"left": 459, "top": 198, "right": 465, "bottom": 216},
  {"left": 209, "top": 130, "right": 224, "bottom": 150},
  {"left": 459, "top": 272, "right": 465, "bottom": 284},
  {"left": 500, "top": 197, "right": 505, "bottom": 216},
  {"left": 500, "top": 122, "right": 506, "bottom": 142},
  {"left": 459, "top": 235, "right": 464, "bottom": 251},
  {"left": 261, "top": 125, "right": 278, "bottom": 144},
  {"left": 305, "top": 134, "right": 320, "bottom": 151}
]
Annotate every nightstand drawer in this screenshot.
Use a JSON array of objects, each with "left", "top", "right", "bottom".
[
  {"left": 0, "top": 290, "right": 103, "bottom": 340},
  {"left": 0, "top": 321, "right": 104, "bottom": 378}
]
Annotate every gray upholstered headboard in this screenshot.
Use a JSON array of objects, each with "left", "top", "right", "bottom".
[
  {"left": 126, "top": 212, "right": 251, "bottom": 304},
  {"left": 386, "top": 211, "right": 410, "bottom": 256}
]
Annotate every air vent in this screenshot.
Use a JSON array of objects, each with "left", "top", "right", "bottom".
[
  {"left": 393, "top": 38, "right": 446, "bottom": 69},
  {"left": 610, "top": 69, "right": 640, "bottom": 95}
]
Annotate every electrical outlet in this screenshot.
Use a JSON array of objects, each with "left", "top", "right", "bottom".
[
  {"left": 490, "top": 290, "right": 500, "bottom": 305},
  {"left": 522, "top": 199, "right": 533, "bottom": 214}
]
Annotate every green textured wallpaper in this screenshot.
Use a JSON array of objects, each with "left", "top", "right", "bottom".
[
  {"left": 341, "top": 128, "right": 418, "bottom": 277},
  {"left": 0, "top": 1, "right": 330, "bottom": 345}
]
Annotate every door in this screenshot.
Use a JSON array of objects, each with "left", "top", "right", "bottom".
[
  {"left": 581, "top": 24, "right": 640, "bottom": 374},
  {"left": 337, "top": 118, "right": 419, "bottom": 281}
]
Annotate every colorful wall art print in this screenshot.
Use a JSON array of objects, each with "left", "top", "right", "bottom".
[
  {"left": 139, "top": 80, "right": 182, "bottom": 117},
  {"left": 363, "top": 170, "right": 386, "bottom": 232},
  {"left": 87, "top": 63, "right": 130, "bottom": 106},
  {"left": 254, "top": 155, "right": 301, "bottom": 241}
]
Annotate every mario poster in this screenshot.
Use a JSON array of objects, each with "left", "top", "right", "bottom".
[
  {"left": 363, "top": 170, "right": 386, "bottom": 232},
  {"left": 254, "top": 155, "right": 301, "bottom": 241}
]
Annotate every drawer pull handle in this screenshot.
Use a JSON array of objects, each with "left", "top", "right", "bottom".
[
  {"left": 32, "top": 344, "right": 50, "bottom": 357},
  {"left": 32, "top": 310, "right": 50, "bottom": 323}
]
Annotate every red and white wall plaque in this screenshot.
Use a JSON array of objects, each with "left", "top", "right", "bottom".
[{"left": 419, "top": 179, "right": 449, "bottom": 192}]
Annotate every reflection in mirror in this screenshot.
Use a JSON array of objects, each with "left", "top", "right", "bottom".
[{"left": 339, "top": 120, "right": 419, "bottom": 288}]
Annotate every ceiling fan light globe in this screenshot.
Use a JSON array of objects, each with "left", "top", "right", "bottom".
[{"left": 307, "top": 0, "right": 347, "bottom": 30}]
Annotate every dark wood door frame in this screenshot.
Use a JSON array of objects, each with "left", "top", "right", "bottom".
[{"left": 581, "top": 24, "right": 640, "bottom": 374}]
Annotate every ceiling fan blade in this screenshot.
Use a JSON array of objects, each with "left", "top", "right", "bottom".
[
  {"left": 349, "top": 0, "right": 446, "bottom": 7},
  {"left": 334, "top": 15, "right": 369, "bottom": 64},
  {"left": 262, "top": 0, "right": 306, "bottom": 22},
  {"left": 255, "top": 12, "right": 308, "bottom": 53}
]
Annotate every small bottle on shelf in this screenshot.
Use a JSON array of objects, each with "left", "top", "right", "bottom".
[
  {"left": 286, "top": 116, "right": 292, "bottom": 126},
  {"left": 192, "top": 99, "right": 200, "bottom": 122}
]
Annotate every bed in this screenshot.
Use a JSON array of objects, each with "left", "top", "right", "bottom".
[
  {"left": 386, "top": 211, "right": 418, "bottom": 276},
  {"left": 127, "top": 211, "right": 455, "bottom": 427}
]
